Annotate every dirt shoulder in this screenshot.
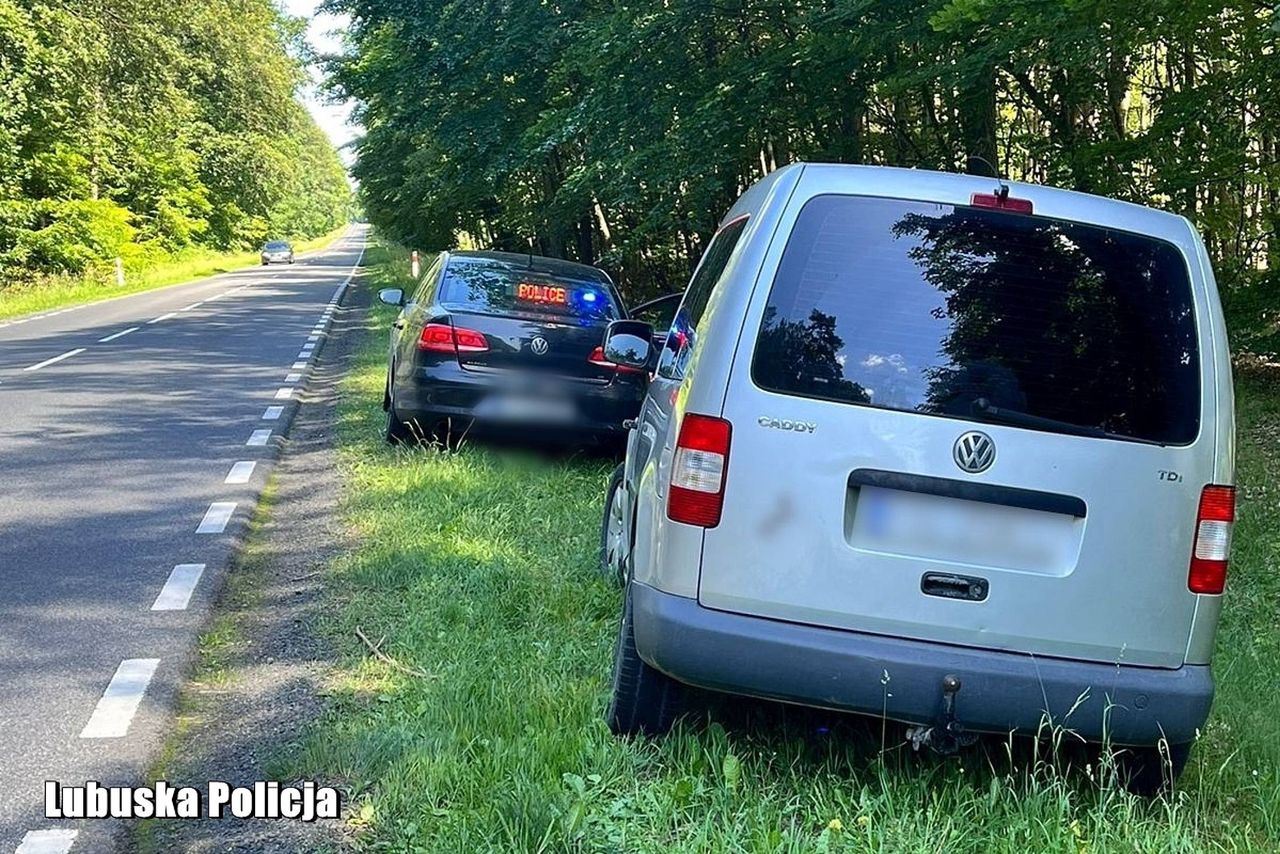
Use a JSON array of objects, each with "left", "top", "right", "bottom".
[{"left": 131, "top": 278, "right": 371, "bottom": 854}]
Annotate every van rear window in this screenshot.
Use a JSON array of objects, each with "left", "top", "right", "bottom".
[
  {"left": 753, "top": 195, "right": 1200, "bottom": 445},
  {"left": 440, "top": 259, "right": 619, "bottom": 322}
]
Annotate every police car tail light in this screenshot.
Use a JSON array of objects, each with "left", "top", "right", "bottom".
[
  {"left": 419, "top": 323, "right": 489, "bottom": 354},
  {"left": 587, "top": 346, "right": 644, "bottom": 374},
  {"left": 668, "top": 414, "right": 731, "bottom": 528},
  {"left": 1189, "top": 485, "right": 1235, "bottom": 594}
]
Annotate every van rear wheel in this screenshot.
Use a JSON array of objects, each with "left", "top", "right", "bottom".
[
  {"left": 607, "top": 588, "right": 685, "bottom": 736},
  {"left": 1113, "top": 741, "right": 1192, "bottom": 796}
]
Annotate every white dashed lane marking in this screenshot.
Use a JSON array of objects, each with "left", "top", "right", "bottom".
[
  {"left": 79, "top": 659, "right": 161, "bottom": 739},
  {"left": 147, "top": 313, "right": 174, "bottom": 324},
  {"left": 98, "top": 326, "right": 139, "bottom": 343},
  {"left": 225, "top": 461, "right": 255, "bottom": 484},
  {"left": 151, "top": 564, "right": 206, "bottom": 611},
  {"left": 196, "top": 502, "right": 236, "bottom": 534},
  {"left": 14, "top": 828, "right": 78, "bottom": 854},
  {"left": 179, "top": 301, "right": 203, "bottom": 312},
  {"left": 247, "top": 429, "right": 272, "bottom": 447},
  {"left": 262, "top": 406, "right": 284, "bottom": 420},
  {"left": 23, "top": 348, "right": 86, "bottom": 372},
  {"left": 286, "top": 372, "right": 302, "bottom": 383},
  {"left": 274, "top": 387, "right": 294, "bottom": 400},
  {"left": 307, "top": 335, "right": 319, "bottom": 342},
  {"left": 291, "top": 361, "right": 307, "bottom": 370}
]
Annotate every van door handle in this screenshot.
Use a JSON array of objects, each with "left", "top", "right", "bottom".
[
  {"left": 921, "top": 572, "right": 989, "bottom": 602},
  {"left": 392, "top": 321, "right": 405, "bottom": 330}
]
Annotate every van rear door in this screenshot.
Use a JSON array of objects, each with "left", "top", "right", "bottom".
[{"left": 699, "top": 194, "right": 1215, "bottom": 668}]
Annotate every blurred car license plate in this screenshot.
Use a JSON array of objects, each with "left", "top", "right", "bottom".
[
  {"left": 852, "top": 486, "right": 1076, "bottom": 574},
  {"left": 475, "top": 394, "right": 577, "bottom": 424}
]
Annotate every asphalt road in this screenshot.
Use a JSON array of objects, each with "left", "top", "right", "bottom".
[{"left": 0, "top": 226, "right": 367, "bottom": 853}]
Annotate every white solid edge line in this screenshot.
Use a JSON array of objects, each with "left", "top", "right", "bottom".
[
  {"left": 247, "top": 429, "right": 272, "bottom": 446},
  {"left": 23, "top": 348, "right": 86, "bottom": 372},
  {"left": 274, "top": 387, "right": 294, "bottom": 400},
  {"left": 286, "top": 372, "right": 303, "bottom": 383},
  {"left": 98, "top": 326, "right": 140, "bottom": 343},
  {"left": 147, "top": 312, "right": 175, "bottom": 324},
  {"left": 263, "top": 405, "right": 284, "bottom": 420},
  {"left": 224, "top": 461, "right": 255, "bottom": 484},
  {"left": 196, "top": 502, "right": 236, "bottom": 534},
  {"left": 151, "top": 564, "right": 206, "bottom": 611},
  {"left": 15, "top": 828, "right": 78, "bottom": 854},
  {"left": 79, "top": 659, "right": 161, "bottom": 739}
]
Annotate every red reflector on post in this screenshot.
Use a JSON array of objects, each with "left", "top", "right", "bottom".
[
  {"left": 971, "top": 192, "right": 1034, "bottom": 214},
  {"left": 1188, "top": 485, "right": 1235, "bottom": 594},
  {"left": 667, "top": 414, "right": 731, "bottom": 528},
  {"left": 418, "top": 323, "right": 489, "bottom": 354}
]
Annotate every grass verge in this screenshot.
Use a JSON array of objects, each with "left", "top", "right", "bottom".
[
  {"left": 0, "top": 225, "right": 349, "bottom": 322},
  {"left": 284, "top": 239, "right": 1280, "bottom": 851}
]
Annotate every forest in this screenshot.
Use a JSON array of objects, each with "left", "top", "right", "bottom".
[
  {"left": 0, "top": 0, "right": 352, "bottom": 287},
  {"left": 330, "top": 0, "right": 1280, "bottom": 351}
]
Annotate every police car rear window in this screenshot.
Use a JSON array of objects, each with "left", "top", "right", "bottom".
[{"left": 439, "top": 260, "right": 619, "bottom": 322}]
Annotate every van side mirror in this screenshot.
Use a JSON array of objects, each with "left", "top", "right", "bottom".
[
  {"left": 378, "top": 288, "right": 405, "bottom": 307},
  {"left": 603, "top": 320, "right": 653, "bottom": 371}
]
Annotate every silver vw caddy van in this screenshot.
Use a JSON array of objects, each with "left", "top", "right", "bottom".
[{"left": 598, "top": 164, "right": 1235, "bottom": 791}]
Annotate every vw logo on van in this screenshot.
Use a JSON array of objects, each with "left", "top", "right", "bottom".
[
  {"left": 953, "top": 431, "right": 996, "bottom": 474},
  {"left": 529, "top": 336, "right": 549, "bottom": 355}
]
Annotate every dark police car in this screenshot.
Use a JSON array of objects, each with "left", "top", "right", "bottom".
[{"left": 379, "top": 251, "right": 645, "bottom": 445}]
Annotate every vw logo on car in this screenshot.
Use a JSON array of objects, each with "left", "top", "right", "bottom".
[
  {"left": 529, "top": 336, "right": 549, "bottom": 355},
  {"left": 953, "top": 431, "right": 996, "bottom": 474}
]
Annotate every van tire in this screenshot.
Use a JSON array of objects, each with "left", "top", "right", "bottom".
[
  {"left": 599, "top": 464, "right": 628, "bottom": 585},
  {"left": 1114, "top": 741, "right": 1192, "bottom": 795},
  {"left": 607, "top": 589, "right": 685, "bottom": 736}
]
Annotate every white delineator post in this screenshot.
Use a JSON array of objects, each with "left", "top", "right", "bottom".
[
  {"left": 411, "top": 250, "right": 420, "bottom": 278},
  {"left": 114, "top": 257, "right": 125, "bottom": 286}
]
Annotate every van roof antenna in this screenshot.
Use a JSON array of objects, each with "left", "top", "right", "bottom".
[{"left": 526, "top": 237, "right": 535, "bottom": 270}]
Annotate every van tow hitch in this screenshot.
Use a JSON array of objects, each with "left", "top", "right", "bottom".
[{"left": 906, "top": 675, "right": 979, "bottom": 755}]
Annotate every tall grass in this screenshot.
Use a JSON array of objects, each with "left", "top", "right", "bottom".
[
  {"left": 284, "top": 241, "right": 1280, "bottom": 852},
  {"left": 0, "top": 225, "right": 349, "bottom": 321}
]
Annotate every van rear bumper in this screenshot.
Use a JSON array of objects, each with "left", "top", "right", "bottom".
[{"left": 631, "top": 583, "right": 1213, "bottom": 746}]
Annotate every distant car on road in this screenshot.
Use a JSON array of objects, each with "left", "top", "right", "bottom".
[
  {"left": 600, "top": 163, "right": 1235, "bottom": 794},
  {"left": 261, "top": 240, "right": 294, "bottom": 265},
  {"left": 379, "top": 251, "right": 644, "bottom": 445}
]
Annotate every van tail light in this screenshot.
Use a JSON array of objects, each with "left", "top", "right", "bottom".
[
  {"left": 587, "top": 346, "right": 644, "bottom": 374},
  {"left": 1188, "top": 485, "right": 1236, "bottom": 594},
  {"left": 419, "top": 322, "right": 489, "bottom": 354},
  {"left": 667, "top": 414, "right": 731, "bottom": 528},
  {"left": 971, "top": 191, "right": 1034, "bottom": 214}
]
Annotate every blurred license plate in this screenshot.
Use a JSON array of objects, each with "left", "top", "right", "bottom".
[
  {"left": 852, "top": 486, "right": 1075, "bottom": 574},
  {"left": 475, "top": 394, "right": 577, "bottom": 424}
]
